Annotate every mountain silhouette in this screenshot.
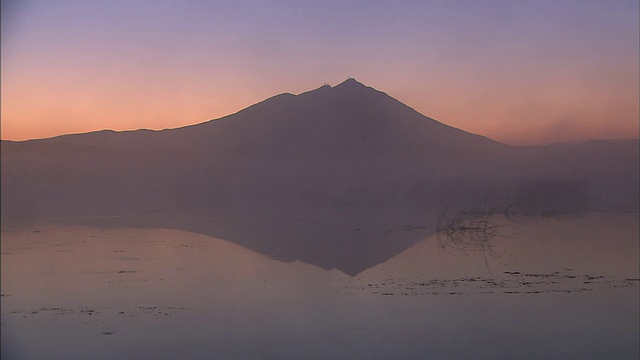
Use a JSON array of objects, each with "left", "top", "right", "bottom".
[{"left": 2, "top": 79, "right": 638, "bottom": 275}]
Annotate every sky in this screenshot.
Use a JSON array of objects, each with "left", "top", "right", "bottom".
[{"left": 2, "top": 0, "right": 638, "bottom": 145}]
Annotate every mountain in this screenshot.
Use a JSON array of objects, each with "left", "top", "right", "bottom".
[{"left": 1, "top": 79, "right": 638, "bottom": 275}]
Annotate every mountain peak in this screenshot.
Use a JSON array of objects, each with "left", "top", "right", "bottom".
[
  {"left": 298, "top": 78, "right": 372, "bottom": 98},
  {"left": 335, "top": 77, "right": 366, "bottom": 88}
]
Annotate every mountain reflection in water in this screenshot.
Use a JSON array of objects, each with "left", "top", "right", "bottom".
[{"left": 1, "top": 213, "right": 638, "bottom": 360}]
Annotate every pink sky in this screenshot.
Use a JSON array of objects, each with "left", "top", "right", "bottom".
[{"left": 2, "top": 0, "right": 638, "bottom": 145}]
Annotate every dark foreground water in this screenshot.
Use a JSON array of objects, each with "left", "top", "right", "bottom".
[{"left": 2, "top": 214, "right": 638, "bottom": 359}]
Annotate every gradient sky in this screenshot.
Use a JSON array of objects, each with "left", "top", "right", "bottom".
[{"left": 2, "top": 0, "right": 638, "bottom": 145}]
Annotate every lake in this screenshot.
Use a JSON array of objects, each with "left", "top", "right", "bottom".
[{"left": 1, "top": 213, "right": 638, "bottom": 359}]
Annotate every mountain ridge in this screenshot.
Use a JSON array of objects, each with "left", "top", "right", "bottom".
[
  {"left": 2, "top": 78, "right": 497, "bottom": 147},
  {"left": 4, "top": 78, "right": 636, "bottom": 147}
]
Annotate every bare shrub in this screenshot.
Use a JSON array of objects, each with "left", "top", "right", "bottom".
[{"left": 436, "top": 203, "right": 521, "bottom": 267}]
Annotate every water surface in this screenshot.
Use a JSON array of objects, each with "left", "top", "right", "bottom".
[{"left": 2, "top": 213, "right": 638, "bottom": 359}]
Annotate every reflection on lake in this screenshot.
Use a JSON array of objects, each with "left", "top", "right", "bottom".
[{"left": 2, "top": 214, "right": 638, "bottom": 359}]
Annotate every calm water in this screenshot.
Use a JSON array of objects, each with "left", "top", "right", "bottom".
[{"left": 2, "top": 214, "right": 638, "bottom": 359}]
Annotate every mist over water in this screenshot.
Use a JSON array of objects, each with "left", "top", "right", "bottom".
[
  {"left": 2, "top": 80, "right": 638, "bottom": 274},
  {"left": 2, "top": 80, "right": 638, "bottom": 359}
]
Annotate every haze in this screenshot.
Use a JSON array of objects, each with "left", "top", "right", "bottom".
[
  {"left": 3, "top": 78, "right": 638, "bottom": 274},
  {"left": 2, "top": 0, "right": 638, "bottom": 144}
]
